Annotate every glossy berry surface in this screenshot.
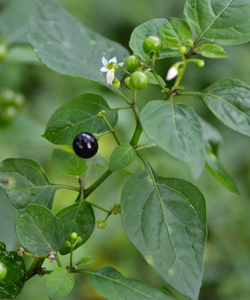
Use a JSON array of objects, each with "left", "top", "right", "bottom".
[
  {"left": 0, "top": 262, "right": 7, "bottom": 280},
  {"left": 130, "top": 71, "right": 148, "bottom": 90},
  {"left": 124, "top": 77, "right": 135, "bottom": 90},
  {"left": 142, "top": 36, "right": 163, "bottom": 55},
  {"left": 73, "top": 132, "right": 98, "bottom": 159},
  {"left": 125, "top": 55, "right": 139, "bottom": 71}
]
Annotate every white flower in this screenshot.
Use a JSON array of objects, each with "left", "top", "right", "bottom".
[
  {"left": 100, "top": 57, "right": 124, "bottom": 85},
  {"left": 166, "top": 66, "right": 178, "bottom": 81}
]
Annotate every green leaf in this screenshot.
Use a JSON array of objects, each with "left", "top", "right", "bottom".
[
  {"left": 0, "top": 158, "right": 64, "bottom": 210},
  {"left": 160, "top": 18, "right": 192, "bottom": 50},
  {"left": 129, "top": 19, "right": 180, "bottom": 61},
  {"left": 0, "top": 0, "right": 38, "bottom": 45},
  {"left": 52, "top": 149, "right": 87, "bottom": 176},
  {"left": 197, "top": 44, "right": 227, "bottom": 58},
  {"left": 46, "top": 268, "right": 74, "bottom": 300},
  {"left": 5, "top": 46, "right": 40, "bottom": 64},
  {"left": 148, "top": 72, "right": 166, "bottom": 86},
  {"left": 77, "top": 256, "right": 95, "bottom": 266},
  {"left": 29, "top": 0, "right": 129, "bottom": 87},
  {"left": 121, "top": 166, "right": 207, "bottom": 300},
  {"left": 184, "top": 0, "right": 250, "bottom": 45},
  {"left": 141, "top": 100, "right": 206, "bottom": 178},
  {"left": 202, "top": 78, "right": 250, "bottom": 136},
  {"left": 57, "top": 198, "right": 95, "bottom": 255},
  {"left": 0, "top": 242, "right": 26, "bottom": 299},
  {"left": 109, "top": 143, "right": 137, "bottom": 172},
  {"left": 88, "top": 266, "right": 176, "bottom": 300},
  {"left": 206, "top": 150, "right": 239, "bottom": 195},
  {"left": 43, "top": 93, "right": 118, "bottom": 145},
  {"left": 15, "top": 205, "right": 65, "bottom": 255}
]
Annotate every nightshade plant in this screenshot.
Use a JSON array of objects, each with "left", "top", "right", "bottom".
[{"left": 0, "top": 0, "right": 250, "bottom": 299}]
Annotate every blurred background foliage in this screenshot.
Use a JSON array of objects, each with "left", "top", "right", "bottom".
[{"left": 0, "top": 0, "right": 250, "bottom": 299}]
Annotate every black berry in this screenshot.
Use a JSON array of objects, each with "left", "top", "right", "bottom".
[{"left": 73, "top": 132, "right": 98, "bottom": 159}]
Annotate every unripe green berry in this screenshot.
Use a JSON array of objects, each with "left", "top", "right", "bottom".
[
  {"left": 0, "top": 89, "right": 15, "bottom": 108},
  {"left": 0, "top": 106, "right": 17, "bottom": 124},
  {"left": 125, "top": 55, "right": 140, "bottom": 71},
  {"left": 71, "top": 232, "right": 78, "bottom": 240},
  {"left": 124, "top": 77, "right": 135, "bottom": 90},
  {"left": 142, "top": 36, "right": 163, "bottom": 55},
  {"left": 0, "top": 44, "right": 7, "bottom": 61},
  {"left": 130, "top": 71, "right": 149, "bottom": 90},
  {"left": 13, "top": 94, "right": 25, "bottom": 109},
  {"left": 0, "top": 262, "right": 7, "bottom": 280},
  {"left": 179, "top": 46, "right": 187, "bottom": 54},
  {"left": 197, "top": 60, "right": 205, "bottom": 67},
  {"left": 112, "top": 78, "right": 120, "bottom": 88}
]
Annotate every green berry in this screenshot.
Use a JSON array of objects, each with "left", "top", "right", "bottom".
[
  {"left": 0, "top": 106, "right": 17, "bottom": 124},
  {"left": 0, "top": 262, "right": 7, "bottom": 280},
  {"left": 0, "top": 44, "right": 7, "bottom": 61},
  {"left": 179, "top": 46, "right": 187, "bottom": 54},
  {"left": 125, "top": 55, "right": 140, "bottom": 71},
  {"left": 142, "top": 36, "right": 163, "bottom": 55},
  {"left": 112, "top": 78, "right": 120, "bottom": 88},
  {"left": 124, "top": 77, "right": 135, "bottom": 90},
  {"left": 130, "top": 71, "right": 149, "bottom": 90},
  {"left": 0, "top": 89, "right": 15, "bottom": 108},
  {"left": 13, "top": 94, "right": 25, "bottom": 109},
  {"left": 71, "top": 232, "right": 78, "bottom": 240}
]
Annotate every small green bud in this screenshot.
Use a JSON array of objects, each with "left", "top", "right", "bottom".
[
  {"left": 71, "top": 232, "right": 78, "bottom": 240},
  {"left": 197, "top": 60, "right": 205, "bottom": 67},
  {"left": 111, "top": 203, "right": 121, "bottom": 215},
  {"left": 179, "top": 46, "right": 187, "bottom": 54},
  {"left": 76, "top": 237, "right": 83, "bottom": 244},
  {"left": 64, "top": 240, "right": 71, "bottom": 247},
  {"left": 187, "top": 39, "right": 193, "bottom": 47}
]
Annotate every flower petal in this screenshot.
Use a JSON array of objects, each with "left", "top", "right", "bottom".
[
  {"left": 118, "top": 62, "right": 124, "bottom": 67},
  {"left": 106, "top": 69, "right": 115, "bottom": 85},
  {"left": 102, "top": 57, "right": 108, "bottom": 66},
  {"left": 166, "top": 66, "right": 178, "bottom": 81},
  {"left": 100, "top": 66, "right": 109, "bottom": 72},
  {"left": 109, "top": 57, "right": 117, "bottom": 63}
]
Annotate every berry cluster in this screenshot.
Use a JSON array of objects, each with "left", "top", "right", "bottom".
[
  {"left": 124, "top": 36, "right": 163, "bottom": 90},
  {"left": 0, "top": 89, "right": 25, "bottom": 125}
]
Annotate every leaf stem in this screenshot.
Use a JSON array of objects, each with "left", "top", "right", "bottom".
[
  {"left": 115, "top": 88, "right": 133, "bottom": 105},
  {"left": 172, "top": 60, "right": 188, "bottom": 91},
  {"left": 84, "top": 169, "right": 113, "bottom": 199},
  {"left": 152, "top": 70, "right": 166, "bottom": 90},
  {"left": 109, "top": 106, "right": 132, "bottom": 112},
  {"left": 135, "top": 143, "right": 157, "bottom": 152},
  {"left": 56, "top": 256, "right": 62, "bottom": 267},
  {"left": 98, "top": 111, "right": 121, "bottom": 145},
  {"left": 85, "top": 200, "right": 110, "bottom": 213},
  {"left": 130, "top": 91, "right": 143, "bottom": 146}
]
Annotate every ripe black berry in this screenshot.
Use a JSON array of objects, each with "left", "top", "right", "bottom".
[{"left": 73, "top": 132, "right": 98, "bottom": 159}]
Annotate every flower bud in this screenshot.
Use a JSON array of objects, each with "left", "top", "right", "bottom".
[{"left": 166, "top": 66, "right": 178, "bottom": 81}]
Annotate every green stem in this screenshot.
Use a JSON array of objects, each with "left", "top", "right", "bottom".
[
  {"left": 109, "top": 106, "right": 132, "bottom": 112},
  {"left": 118, "top": 65, "right": 131, "bottom": 76},
  {"left": 41, "top": 270, "right": 53, "bottom": 275},
  {"left": 84, "top": 169, "right": 113, "bottom": 199},
  {"left": 129, "top": 90, "right": 143, "bottom": 146},
  {"left": 26, "top": 258, "right": 45, "bottom": 280},
  {"left": 56, "top": 256, "right": 62, "bottom": 267},
  {"left": 57, "top": 184, "right": 79, "bottom": 192},
  {"left": 85, "top": 200, "right": 109, "bottom": 213},
  {"left": 100, "top": 113, "right": 120, "bottom": 145},
  {"left": 69, "top": 244, "right": 73, "bottom": 270},
  {"left": 172, "top": 60, "right": 188, "bottom": 91},
  {"left": 177, "top": 91, "right": 203, "bottom": 97},
  {"left": 152, "top": 70, "right": 166, "bottom": 90},
  {"left": 115, "top": 88, "right": 133, "bottom": 105},
  {"left": 135, "top": 143, "right": 157, "bottom": 152}
]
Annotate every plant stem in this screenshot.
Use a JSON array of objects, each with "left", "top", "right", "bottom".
[
  {"left": 56, "top": 256, "right": 62, "bottom": 267},
  {"left": 130, "top": 91, "right": 143, "bottom": 146},
  {"left": 84, "top": 169, "right": 113, "bottom": 199},
  {"left": 172, "top": 60, "right": 188, "bottom": 91},
  {"left": 152, "top": 70, "right": 166, "bottom": 90},
  {"left": 118, "top": 65, "right": 131, "bottom": 76},
  {"left": 85, "top": 200, "right": 110, "bottom": 213},
  {"left": 26, "top": 258, "right": 45, "bottom": 280},
  {"left": 115, "top": 88, "right": 133, "bottom": 105},
  {"left": 100, "top": 113, "right": 121, "bottom": 145},
  {"left": 109, "top": 106, "right": 131, "bottom": 112},
  {"left": 135, "top": 143, "right": 157, "bottom": 152}
]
